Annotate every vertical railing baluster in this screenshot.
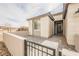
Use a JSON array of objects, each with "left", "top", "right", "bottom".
[
  {"left": 34, "top": 44, "right": 36, "bottom": 56},
  {"left": 30, "top": 42, "right": 31, "bottom": 56},
  {"left": 32, "top": 43, "right": 34, "bottom": 56},
  {"left": 46, "top": 48, "right": 48, "bottom": 56},
  {"left": 38, "top": 45, "right": 39, "bottom": 56},
  {"left": 27, "top": 41, "right": 29, "bottom": 56},
  {"left": 24, "top": 40, "right": 27, "bottom": 56},
  {"left": 42, "top": 47, "right": 43, "bottom": 56},
  {"left": 31, "top": 42, "right": 33, "bottom": 56},
  {"left": 25, "top": 40, "right": 55, "bottom": 56},
  {"left": 53, "top": 49, "right": 55, "bottom": 56},
  {"left": 29, "top": 42, "right": 30, "bottom": 56}
]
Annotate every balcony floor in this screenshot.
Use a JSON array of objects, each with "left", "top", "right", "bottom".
[{"left": 24, "top": 35, "right": 68, "bottom": 50}]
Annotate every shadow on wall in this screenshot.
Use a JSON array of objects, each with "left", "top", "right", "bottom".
[{"left": 74, "top": 34, "right": 79, "bottom": 52}]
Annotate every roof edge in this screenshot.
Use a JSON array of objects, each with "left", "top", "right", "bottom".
[{"left": 27, "top": 12, "right": 63, "bottom": 21}]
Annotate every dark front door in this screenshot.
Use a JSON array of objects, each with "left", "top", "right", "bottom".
[{"left": 54, "top": 20, "right": 63, "bottom": 35}]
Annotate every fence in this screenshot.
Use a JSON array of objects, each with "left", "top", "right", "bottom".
[{"left": 24, "top": 40, "right": 55, "bottom": 56}]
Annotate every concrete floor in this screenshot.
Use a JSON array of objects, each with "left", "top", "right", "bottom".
[
  {"left": 25, "top": 35, "right": 67, "bottom": 49},
  {"left": 11, "top": 32, "right": 69, "bottom": 51}
]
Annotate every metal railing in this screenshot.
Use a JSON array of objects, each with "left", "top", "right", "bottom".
[{"left": 24, "top": 40, "right": 55, "bottom": 56}]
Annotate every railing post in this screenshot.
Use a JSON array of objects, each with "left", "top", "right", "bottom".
[
  {"left": 53, "top": 49, "right": 55, "bottom": 56},
  {"left": 24, "top": 40, "right": 27, "bottom": 56}
]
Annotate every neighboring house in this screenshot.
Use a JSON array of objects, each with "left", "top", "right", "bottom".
[
  {"left": 63, "top": 3, "right": 79, "bottom": 46},
  {"left": 27, "top": 12, "right": 63, "bottom": 38}
]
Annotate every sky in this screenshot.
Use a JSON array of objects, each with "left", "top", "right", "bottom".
[{"left": 0, "top": 3, "right": 63, "bottom": 27}]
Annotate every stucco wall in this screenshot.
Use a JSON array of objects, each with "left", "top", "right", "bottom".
[
  {"left": 49, "top": 19, "right": 54, "bottom": 37},
  {"left": 3, "top": 33, "right": 25, "bottom": 56},
  {"left": 64, "top": 4, "right": 79, "bottom": 45},
  {"left": 28, "top": 20, "right": 33, "bottom": 35},
  {"left": 0, "top": 29, "right": 3, "bottom": 41},
  {"left": 62, "top": 48, "right": 79, "bottom": 56},
  {"left": 40, "top": 16, "right": 50, "bottom": 38},
  {"left": 53, "top": 14, "right": 63, "bottom": 21},
  {"left": 0, "top": 33, "right": 3, "bottom": 41},
  {"left": 28, "top": 15, "right": 54, "bottom": 38}
]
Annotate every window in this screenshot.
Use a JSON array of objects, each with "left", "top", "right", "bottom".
[{"left": 33, "top": 19, "right": 40, "bottom": 30}]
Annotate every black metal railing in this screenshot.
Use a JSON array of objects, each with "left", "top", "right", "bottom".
[{"left": 24, "top": 40, "right": 55, "bottom": 56}]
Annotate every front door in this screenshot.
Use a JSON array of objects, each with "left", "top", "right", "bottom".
[{"left": 54, "top": 20, "right": 63, "bottom": 35}]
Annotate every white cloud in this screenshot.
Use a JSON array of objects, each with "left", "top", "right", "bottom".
[{"left": 0, "top": 3, "right": 63, "bottom": 27}]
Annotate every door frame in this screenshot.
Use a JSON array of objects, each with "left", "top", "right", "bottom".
[{"left": 54, "top": 20, "right": 63, "bottom": 35}]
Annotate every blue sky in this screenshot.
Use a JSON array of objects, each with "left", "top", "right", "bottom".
[{"left": 0, "top": 3, "right": 63, "bottom": 27}]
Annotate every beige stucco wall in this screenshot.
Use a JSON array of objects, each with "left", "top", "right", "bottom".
[
  {"left": 0, "top": 29, "right": 3, "bottom": 41},
  {"left": 53, "top": 14, "right": 63, "bottom": 21},
  {"left": 0, "top": 33, "right": 3, "bottom": 41},
  {"left": 40, "top": 16, "right": 53, "bottom": 38},
  {"left": 28, "top": 20, "right": 33, "bottom": 35},
  {"left": 28, "top": 15, "right": 54, "bottom": 38},
  {"left": 3, "top": 33, "right": 25, "bottom": 56},
  {"left": 49, "top": 19, "right": 54, "bottom": 36},
  {"left": 74, "top": 35, "right": 79, "bottom": 52},
  {"left": 62, "top": 48, "right": 79, "bottom": 56},
  {"left": 64, "top": 4, "right": 79, "bottom": 45}
]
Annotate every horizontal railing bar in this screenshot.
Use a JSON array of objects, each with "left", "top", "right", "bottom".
[
  {"left": 26, "top": 40, "right": 55, "bottom": 51},
  {"left": 25, "top": 40, "right": 56, "bottom": 56},
  {"left": 27, "top": 44, "right": 55, "bottom": 51},
  {"left": 27, "top": 45, "right": 54, "bottom": 55}
]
